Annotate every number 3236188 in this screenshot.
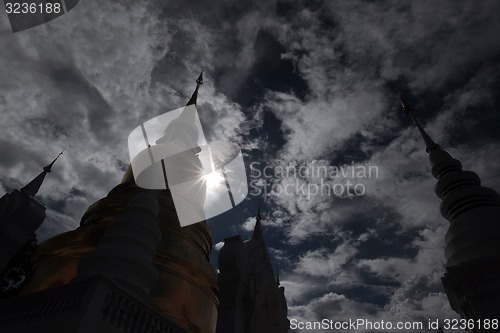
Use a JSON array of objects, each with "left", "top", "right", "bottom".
[{"left": 5, "top": 2, "right": 62, "bottom": 14}]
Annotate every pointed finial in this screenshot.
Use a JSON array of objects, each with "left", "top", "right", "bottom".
[
  {"left": 186, "top": 70, "right": 204, "bottom": 106},
  {"left": 276, "top": 263, "right": 280, "bottom": 286},
  {"left": 400, "top": 96, "right": 413, "bottom": 113},
  {"left": 252, "top": 199, "right": 264, "bottom": 240},
  {"left": 21, "top": 150, "right": 64, "bottom": 197},
  {"left": 256, "top": 197, "right": 262, "bottom": 221},
  {"left": 400, "top": 96, "right": 440, "bottom": 153},
  {"left": 43, "top": 149, "right": 64, "bottom": 173},
  {"left": 196, "top": 70, "right": 203, "bottom": 85}
]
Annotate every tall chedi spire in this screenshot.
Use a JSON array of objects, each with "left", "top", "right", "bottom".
[
  {"left": 186, "top": 70, "right": 203, "bottom": 106},
  {"left": 0, "top": 151, "right": 63, "bottom": 274},
  {"left": 21, "top": 73, "right": 219, "bottom": 333},
  {"left": 401, "top": 97, "right": 500, "bottom": 324},
  {"left": 21, "top": 150, "right": 63, "bottom": 197}
]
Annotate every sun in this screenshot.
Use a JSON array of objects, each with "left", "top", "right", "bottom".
[{"left": 203, "top": 171, "right": 226, "bottom": 192}]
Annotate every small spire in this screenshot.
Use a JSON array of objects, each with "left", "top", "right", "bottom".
[
  {"left": 196, "top": 71, "right": 204, "bottom": 85},
  {"left": 21, "top": 150, "right": 64, "bottom": 197},
  {"left": 276, "top": 263, "right": 280, "bottom": 286},
  {"left": 43, "top": 149, "right": 64, "bottom": 173},
  {"left": 256, "top": 197, "right": 262, "bottom": 221},
  {"left": 400, "top": 97, "right": 440, "bottom": 153},
  {"left": 186, "top": 70, "right": 204, "bottom": 106},
  {"left": 252, "top": 200, "right": 263, "bottom": 240}
]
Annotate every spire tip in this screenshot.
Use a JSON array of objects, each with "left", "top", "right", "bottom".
[
  {"left": 21, "top": 150, "right": 64, "bottom": 197},
  {"left": 196, "top": 70, "right": 203, "bottom": 85},
  {"left": 186, "top": 70, "right": 204, "bottom": 106},
  {"left": 400, "top": 96, "right": 440, "bottom": 153},
  {"left": 400, "top": 96, "right": 413, "bottom": 113},
  {"left": 256, "top": 198, "right": 262, "bottom": 221},
  {"left": 252, "top": 199, "right": 264, "bottom": 240},
  {"left": 43, "top": 149, "right": 64, "bottom": 173},
  {"left": 276, "top": 263, "right": 280, "bottom": 286}
]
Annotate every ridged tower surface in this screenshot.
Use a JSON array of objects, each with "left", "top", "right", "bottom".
[
  {"left": 401, "top": 97, "right": 500, "bottom": 323},
  {"left": 21, "top": 167, "right": 219, "bottom": 333}
]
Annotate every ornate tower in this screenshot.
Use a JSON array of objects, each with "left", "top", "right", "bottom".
[
  {"left": 20, "top": 73, "right": 219, "bottom": 333},
  {"left": 0, "top": 151, "right": 63, "bottom": 274},
  {"left": 71, "top": 189, "right": 162, "bottom": 302},
  {"left": 217, "top": 206, "right": 290, "bottom": 333},
  {"left": 401, "top": 98, "right": 500, "bottom": 325}
]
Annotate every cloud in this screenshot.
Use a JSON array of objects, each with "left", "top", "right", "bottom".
[
  {"left": 0, "top": 0, "right": 178, "bottom": 239},
  {"left": 296, "top": 242, "right": 358, "bottom": 278},
  {"left": 326, "top": 1, "right": 500, "bottom": 92},
  {"left": 241, "top": 215, "right": 257, "bottom": 232},
  {"left": 214, "top": 241, "right": 224, "bottom": 251}
]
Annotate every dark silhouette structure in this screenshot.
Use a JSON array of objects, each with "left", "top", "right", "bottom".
[
  {"left": 0, "top": 151, "right": 62, "bottom": 275},
  {"left": 217, "top": 207, "right": 290, "bottom": 333},
  {"left": 0, "top": 74, "right": 289, "bottom": 333},
  {"left": 402, "top": 97, "right": 500, "bottom": 328}
]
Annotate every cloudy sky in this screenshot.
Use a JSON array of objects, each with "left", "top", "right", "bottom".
[{"left": 2, "top": 0, "right": 500, "bottom": 332}]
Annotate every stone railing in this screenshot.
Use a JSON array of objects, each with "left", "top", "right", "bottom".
[
  {"left": 0, "top": 275, "right": 187, "bottom": 333},
  {"left": 101, "top": 279, "right": 186, "bottom": 333},
  {"left": 0, "top": 278, "right": 87, "bottom": 328}
]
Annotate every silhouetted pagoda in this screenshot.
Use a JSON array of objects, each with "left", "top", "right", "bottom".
[{"left": 402, "top": 97, "right": 500, "bottom": 328}]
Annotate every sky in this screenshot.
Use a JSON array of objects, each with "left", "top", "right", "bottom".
[{"left": 1, "top": 1, "right": 500, "bottom": 332}]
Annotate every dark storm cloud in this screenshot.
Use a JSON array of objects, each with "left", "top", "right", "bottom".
[
  {"left": 0, "top": 138, "right": 28, "bottom": 170},
  {"left": 47, "top": 67, "right": 114, "bottom": 142},
  {"left": 325, "top": 1, "right": 500, "bottom": 91},
  {"left": 0, "top": 0, "right": 176, "bottom": 239}
]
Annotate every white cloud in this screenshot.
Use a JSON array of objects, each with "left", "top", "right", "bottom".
[
  {"left": 239, "top": 215, "right": 255, "bottom": 232},
  {"left": 296, "top": 243, "right": 358, "bottom": 278},
  {"left": 214, "top": 241, "right": 225, "bottom": 251}
]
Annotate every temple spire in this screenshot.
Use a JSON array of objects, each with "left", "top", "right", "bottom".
[
  {"left": 400, "top": 97, "right": 440, "bottom": 153},
  {"left": 252, "top": 200, "right": 263, "bottom": 240},
  {"left": 401, "top": 97, "right": 500, "bottom": 322},
  {"left": 21, "top": 150, "right": 64, "bottom": 197},
  {"left": 256, "top": 198, "right": 262, "bottom": 221},
  {"left": 276, "top": 263, "right": 280, "bottom": 286},
  {"left": 186, "top": 70, "right": 203, "bottom": 106}
]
